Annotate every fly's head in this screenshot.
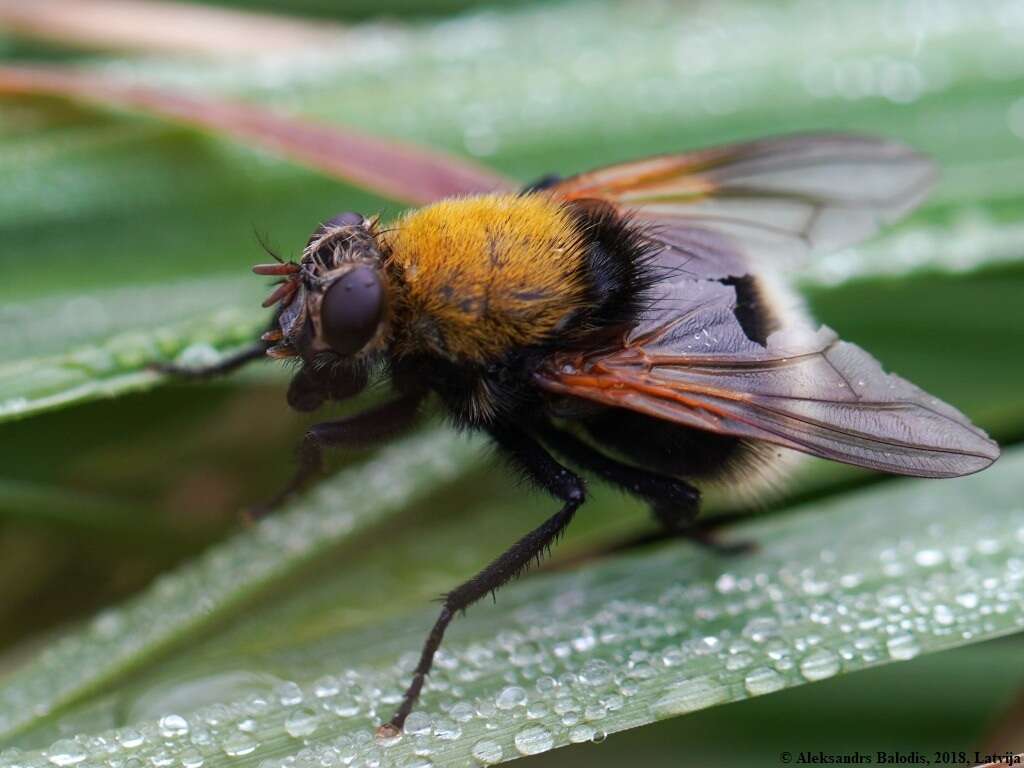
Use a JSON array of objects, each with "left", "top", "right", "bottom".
[{"left": 255, "top": 212, "right": 390, "bottom": 372}]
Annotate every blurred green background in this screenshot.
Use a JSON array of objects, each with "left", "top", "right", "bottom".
[{"left": 0, "top": 0, "right": 1023, "bottom": 765}]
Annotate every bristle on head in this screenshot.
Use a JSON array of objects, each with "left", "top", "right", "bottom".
[{"left": 267, "top": 343, "right": 298, "bottom": 359}]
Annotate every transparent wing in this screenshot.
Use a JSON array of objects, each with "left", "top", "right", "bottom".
[
  {"left": 536, "top": 279, "right": 998, "bottom": 479},
  {"left": 551, "top": 133, "right": 936, "bottom": 267}
]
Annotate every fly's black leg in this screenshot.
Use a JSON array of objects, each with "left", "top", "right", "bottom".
[
  {"left": 537, "top": 423, "right": 752, "bottom": 556},
  {"left": 651, "top": 504, "right": 755, "bottom": 556},
  {"left": 152, "top": 312, "right": 279, "bottom": 379},
  {"left": 536, "top": 422, "right": 700, "bottom": 521},
  {"left": 253, "top": 391, "right": 424, "bottom": 518},
  {"left": 383, "top": 427, "right": 585, "bottom": 734},
  {"left": 152, "top": 341, "right": 270, "bottom": 380}
]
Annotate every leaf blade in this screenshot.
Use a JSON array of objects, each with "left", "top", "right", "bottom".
[{"left": 3, "top": 446, "right": 1022, "bottom": 762}]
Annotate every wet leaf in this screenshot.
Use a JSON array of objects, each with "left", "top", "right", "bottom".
[
  {"left": 1, "top": 0, "right": 1023, "bottom": 421},
  {"left": 2, "top": 447, "right": 1021, "bottom": 762},
  {"left": 0, "top": 427, "right": 485, "bottom": 741}
]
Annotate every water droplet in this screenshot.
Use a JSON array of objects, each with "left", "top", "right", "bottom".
[
  {"left": 651, "top": 678, "right": 726, "bottom": 716},
  {"left": 514, "top": 726, "right": 554, "bottom": 756},
  {"left": 579, "top": 658, "right": 613, "bottom": 686},
  {"left": 886, "top": 633, "right": 920, "bottom": 661},
  {"left": 956, "top": 592, "right": 979, "bottom": 609},
  {"left": 400, "top": 759, "right": 433, "bottom": 768},
  {"left": 725, "top": 653, "right": 753, "bottom": 672},
  {"left": 221, "top": 733, "right": 256, "bottom": 758},
  {"left": 744, "top": 667, "right": 785, "bottom": 696},
  {"left": 591, "top": 729, "right": 607, "bottom": 744},
  {"left": 742, "top": 616, "right": 780, "bottom": 643},
  {"left": 432, "top": 717, "right": 461, "bottom": 741},
  {"left": 495, "top": 685, "right": 527, "bottom": 710},
  {"left": 518, "top": 698, "right": 543, "bottom": 719},
  {"left": 914, "top": 549, "right": 944, "bottom": 567},
  {"left": 403, "top": 712, "right": 432, "bottom": 736},
  {"left": 276, "top": 681, "right": 304, "bottom": 707},
  {"left": 312, "top": 676, "right": 340, "bottom": 698},
  {"left": 284, "top": 707, "right": 319, "bottom": 738},
  {"left": 471, "top": 739, "right": 503, "bottom": 765},
  {"left": 568, "top": 725, "right": 595, "bottom": 743},
  {"left": 179, "top": 749, "right": 204, "bottom": 768},
  {"left": 535, "top": 676, "right": 557, "bottom": 695},
  {"left": 799, "top": 649, "right": 840, "bottom": 681},
  {"left": 159, "top": 715, "right": 189, "bottom": 739},
  {"left": 661, "top": 648, "right": 685, "bottom": 667},
  {"left": 47, "top": 740, "right": 87, "bottom": 767},
  {"left": 933, "top": 604, "right": 955, "bottom": 627},
  {"left": 117, "top": 730, "right": 145, "bottom": 749},
  {"left": 375, "top": 725, "right": 402, "bottom": 747},
  {"left": 449, "top": 702, "right": 475, "bottom": 722}
]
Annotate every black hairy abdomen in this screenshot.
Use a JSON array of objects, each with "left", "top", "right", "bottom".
[{"left": 581, "top": 408, "right": 744, "bottom": 482}]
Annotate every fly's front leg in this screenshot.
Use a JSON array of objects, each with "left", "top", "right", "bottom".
[
  {"left": 252, "top": 389, "right": 425, "bottom": 519},
  {"left": 381, "top": 425, "right": 586, "bottom": 734},
  {"left": 152, "top": 341, "right": 270, "bottom": 380},
  {"left": 152, "top": 313, "right": 279, "bottom": 380}
]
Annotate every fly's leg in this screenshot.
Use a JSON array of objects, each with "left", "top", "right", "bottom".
[
  {"left": 537, "top": 423, "right": 753, "bottom": 556},
  {"left": 253, "top": 390, "right": 424, "bottom": 518},
  {"left": 152, "top": 341, "right": 270, "bottom": 379},
  {"left": 650, "top": 505, "right": 756, "bottom": 556},
  {"left": 151, "top": 312, "right": 280, "bottom": 379},
  {"left": 537, "top": 421, "right": 700, "bottom": 519},
  {"left": 381, "top": 426, "right": 585, "bottom": 734}
]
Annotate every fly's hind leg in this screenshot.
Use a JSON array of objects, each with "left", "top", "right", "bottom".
[
  {"left": 536, "top": 422, "right": 753, "bottom": 556},
  {"left": 382, "top": 425, "right": 586, "bottom": 734},
  {"left": 650, "top": 505, "right": 756, "bottom": 556}
]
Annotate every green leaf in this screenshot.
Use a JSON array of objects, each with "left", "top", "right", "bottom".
[
  {"left": 1, "top": 0, "right": 1023, "bottom": 762},
  {"left": 1, "top": 0, "right": 1024, "bottom": 422},
  {"left": 0, "top": 427, "right": 485, "bottom": 742},
  {"left": 2, "top": 446, "right": 1022, "bottom": 763}
]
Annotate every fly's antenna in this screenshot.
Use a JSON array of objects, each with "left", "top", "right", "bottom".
[{"left": 254, "top": 228, "right": 289, "bottom": 264}]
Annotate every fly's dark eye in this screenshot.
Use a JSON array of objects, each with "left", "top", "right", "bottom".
[
  {"left": 307, "top": 212, "right": 366, "bottom": 248},
  {"left": 320, "top": 266, "right": 384, "bottom": 355},
  {"left": 328, "top": 211, "right": 365, "bottom": 228}
]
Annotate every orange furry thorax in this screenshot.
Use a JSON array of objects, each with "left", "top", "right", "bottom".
[{"left": 381, "top": 193, "right": 590, "bottom": 362}]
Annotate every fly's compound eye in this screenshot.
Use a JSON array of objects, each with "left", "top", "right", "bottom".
[
  {"left": 307, "top": 212, "right": 366, "bottom": 248},
  {"left": 320, "top": 266, "right": 385, "bottom": 355},
  {"left": 328, "top": 211, "right": 365, "bottom": 227}
]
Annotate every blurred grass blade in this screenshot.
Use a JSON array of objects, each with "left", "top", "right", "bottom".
[
  {"left": 0, "top": 427, "right": 484, "bottom": 741},
  {"left": 2, "top": 447, "right": 1022, "bottom": 761},
  {"left": 0, "top": 275, "right": 264, "bottom": 422},
  {"left": 0, "top": 65, "right": 513, "bottom": 204},
  {"left": 1, "top": 0, "right": 1022, "bottom": 425},
  {"left": 0, "top": 0, "right": 346, "bottom": 56}
]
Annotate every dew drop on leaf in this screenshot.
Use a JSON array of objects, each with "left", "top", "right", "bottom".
[
  {"left": 471, "top": 739, "right": 503, "bottom": 765},
  {"left": 283, "top": 707, "right": 319, "bottom": 739},
  {"left": 799, "top": 649, "right": 841, "bottom": 681},
  {"left": 650, "top": 678, "right": 726, "bottom": 717},
  {"left": 46, "top": 740, "right": 86, "bottom": 767},
  {"left": 514, "top": 725, "right": 554, "bottom": 756}
]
